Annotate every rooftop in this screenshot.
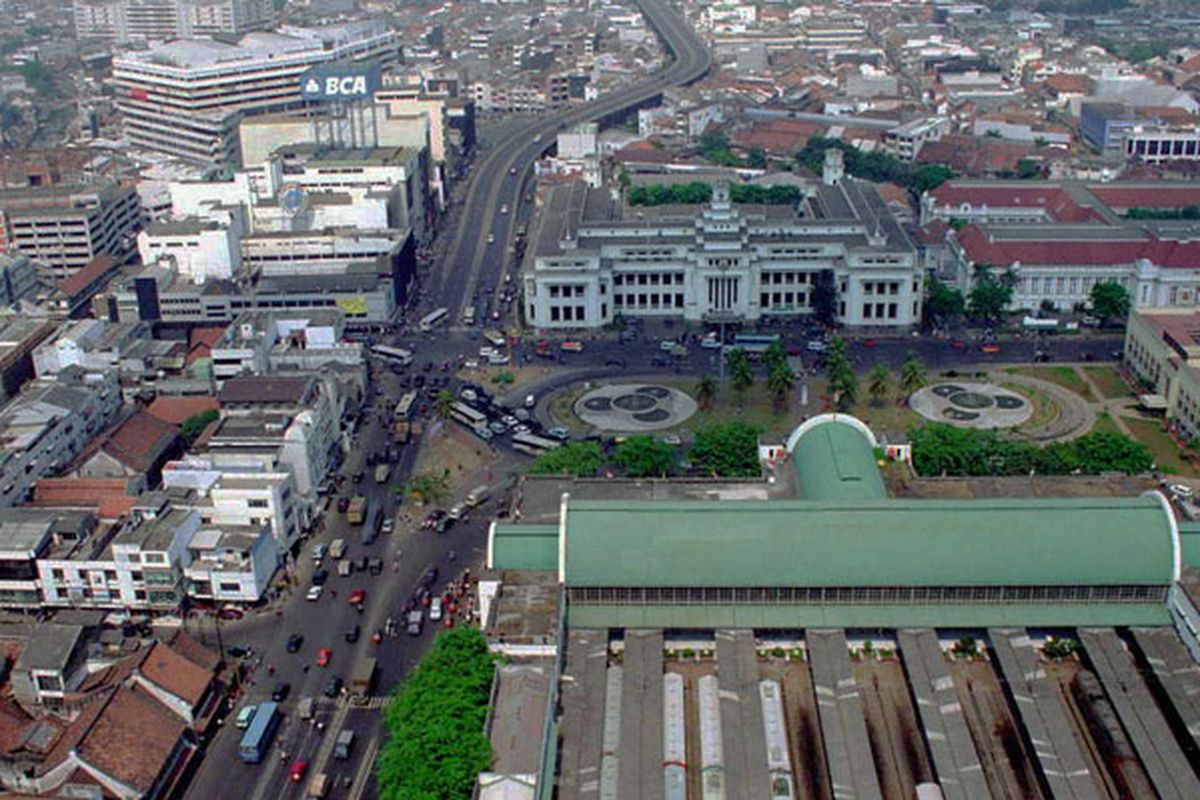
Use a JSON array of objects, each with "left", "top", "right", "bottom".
[
  {"left": 14, "top": 624, "right": 81, "bottom": 672},
  {"left": 218, "top": 375, "right": 315, "bottom": 405}
]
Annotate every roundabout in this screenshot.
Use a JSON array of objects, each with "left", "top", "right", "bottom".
[
  {"left": 910, "top": 382, "right": 1033, "bottom": 428},
  {"left": 574, "top": 383, "right": 697, "bottom": 431}
]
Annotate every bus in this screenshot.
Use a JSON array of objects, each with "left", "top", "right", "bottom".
[
  {"left": 394, "top": 391, "right": 417, "bottom": 421},
  {"left": 238, "top": 701, "right": 280, "bottom": 764},
  {"left": 511, "top": 432, "right": 561, "bottom": 456},
  {"left": 731, "top": 334, "right": 781, "bottom": 358},
  {"left": 482, "top": 329, "right": 507, "bottom": 348},
  {"left": 451, "top": 402, "right": 487, "bottom": 431},
  {"left": 419, "top": 308, "right": 449, "bottom": 332},
  {"left": 370, "top": 345, "right": 413, "bottom": 366}
]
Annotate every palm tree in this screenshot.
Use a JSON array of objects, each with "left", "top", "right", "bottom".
[
  {"left": 867, "top": 364, "right": 891, "bottom": 407},
  {"left": 434, "top": 389, "right": 456, "bottom": 430},
  {"left": 728, "top": 348, "right": 754, "bottom": 401},
  {"left": 899, "top": 352, "right": 927, "bottom": 398},
  {"left": 695, "top": 374, "right": 717, "bottom": 410},
  {"left": 767, "top": 364, "right": 794, "bottom": 410}
]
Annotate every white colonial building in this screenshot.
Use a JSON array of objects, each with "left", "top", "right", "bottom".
[{"left": 525, "top": 160, "right": 921, "bottom": 330}]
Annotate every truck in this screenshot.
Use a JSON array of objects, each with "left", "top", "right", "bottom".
[
  {"left": 466, "top": 484, "right": 491, "bottom": 508},
  {"left": 329, "top": 539, "right": 346, "bottom": 560},
  {"left": 347, "top": 496, "right": 368, "bottom": 525},
  {"left": 305, "top": 773, "right": 329, "bottom": 800},
  {"left": 350, "top": 657, "right": 377, "bottom": 698},
  {"left": 374, "top": 464, "right": 390, "bottom": 484},
  {"left": 334, "top": 730, "right": 356, "bottom": 760}
]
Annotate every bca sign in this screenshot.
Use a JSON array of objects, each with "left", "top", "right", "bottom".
[{"left": 300, "top": 63, "right": 382, "bottom": 101}]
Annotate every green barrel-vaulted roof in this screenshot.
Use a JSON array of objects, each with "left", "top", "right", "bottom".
[
  {"left": 790, "top": 417, "right": 886, "bottom": 501},
  {"left": 562, "top": 496, "right": 1175, "bottom": 588}
]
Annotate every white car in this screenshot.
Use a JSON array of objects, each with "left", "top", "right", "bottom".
[
  {"left": 306, "top": 585, "right": 324, "bottom": 602},
  {"left": 500, "top": 204, "right": 509, "bottom": 215},
  {"left": 806, "top": 340, "right": 829, "bottom": 353},
  {"left": 659, "top": 340, "right": 678, "bottom": 352},
  {"left": 430, "top": 597, "right": 443, "bottom": 622},
  {"left": 486, "top": 233, "right": 495, "bottom": 244},
  {"left": 460, "top": 388, "right": 478, "bottom": 403},
  {"left": 701, "top": 335, "right": 722, "bottom": 349},
  {"left": 524, "top": 393, "right": 536, "bottom": 408},
  {"left": 502, "top": 415, "right": 519, "bottom": 429}
]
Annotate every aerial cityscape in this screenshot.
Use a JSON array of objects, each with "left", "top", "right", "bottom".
[{"left": 1, "top": 0, "right": 1200, "bottom": 798}]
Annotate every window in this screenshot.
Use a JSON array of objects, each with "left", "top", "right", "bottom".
[
  {"left": 247, "top": 499, "right": 269, "bottom": 509},
  {"left": 219, "top": 582, "right": 241, "bottom": 592},
  {"left": 550, "top": 306, "right": 560, "bottom": 322}
]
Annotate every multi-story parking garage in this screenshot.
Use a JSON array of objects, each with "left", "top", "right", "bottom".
[{"left": 481, "top": 415, "right": 1200, "bottom": 800}]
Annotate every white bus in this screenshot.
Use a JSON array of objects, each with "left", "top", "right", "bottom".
[
  {"left": 511, "top": 431, "right": 561, "bottom": 456},
  {"left": 419, "top": 308, "right": 449, "bottom": 332},
  {"left": 394, "top": 391, "right": 418, "bottom": 421},
  {"left": 451, "top": 402, "right": 487, "bottom": 430},
  {"left": 482, "top": 329, "right": 507, "bottom": 348},
  {"left": 370, "top": 345, "right": 413, "bottom": 366}
]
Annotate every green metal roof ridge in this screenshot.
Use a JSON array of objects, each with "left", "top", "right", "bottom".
[{"left": 566, "top": 495, "right": 1163, "bottom": 511}]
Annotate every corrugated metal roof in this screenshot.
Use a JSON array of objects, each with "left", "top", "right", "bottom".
[
  {"left": 567, "top": 603, "right": 1172, "bottom": 630},
  {"left": 791, "top": 418, "right": 886, "bottom": 501},
  {"left": 563, "top": 496, "right": 1173, "bottom": 588},
  {"left": 1180, "top": 523, "right": 1200, "bottom": 569},
  {"left": 491, "top": 524, "right": 558, "bottom": 571}
]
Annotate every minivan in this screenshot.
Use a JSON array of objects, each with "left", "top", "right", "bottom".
[
  {"left": 235, "top": 704, "right": 257, "bottom": 729},
  {"left": 466, "top": 485, "right": 490, "bottom": 507}
]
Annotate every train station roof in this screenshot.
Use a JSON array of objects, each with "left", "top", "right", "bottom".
[{"left": 560, "top": 495, "right": 1176, "bottom": 589}]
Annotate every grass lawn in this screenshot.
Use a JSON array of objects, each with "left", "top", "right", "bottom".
[
  {"left": 999, "top": 382, "right": 1060, "bottom": 432},
  {"left": 1123, "top": 417, "right": 1200, "bottom": 477},
  {"left": 1091, "top": 412, "right": 1124, "bottom": 436},
  {"left": 1006, "top": 366, "right": 1096, "bottom": 402},
  {"left": 1082, "top": 365, "right": 1134, "bottom": 399},
  {"left": 663, "top": 380, "right": 801, "bottom": 439}
]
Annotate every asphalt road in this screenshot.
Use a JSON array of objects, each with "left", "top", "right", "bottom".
[{"left": 431, "top": 0, "right": 711, "bottom": 326}]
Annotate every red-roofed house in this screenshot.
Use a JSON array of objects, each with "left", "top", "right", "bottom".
[
  {"left": 130, "top": 637, "right": 219, "bottom": 727},
  {"left": 31, "top": 477, "right": 141, "bottom": 519},
  {"left": 55, "top": 255, "right": 121, "bottom": 319},
  {"left": 951, "top": 223, "right": 1200, "bottom": 311},
  {"left": 70, "top": 410, "right": 183, "bottom": 487},
  {"left": 146, "top": 396, "right": 219, "bottom": 426}
]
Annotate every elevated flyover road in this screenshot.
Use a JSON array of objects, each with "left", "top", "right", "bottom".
[{"left": 435, "top": 0, "right": 711, "bottom": 321}]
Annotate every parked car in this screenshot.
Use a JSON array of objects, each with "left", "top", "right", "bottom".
[
  {"left": 272, "top": 682, "right": 291, "bottom": 702},
  {"left": 306, "top": 586, "right": 324, "bottom": 602},
  {"left": 289, "top": 760, "right": 309, "bottom": 783},
  {"left": 234, "top": 704, "right": 257, "bottom": 729},
  {"left": 349, "top": 589, "right": 366, "bottom": 606},
  {"left": 226, "top": 645, "right": 253, "bottom": 659},
  {"left": 286, "top": 634, "right": 304, "bottom": 653},
  {"left": 430, "top": 597, "right": 443, "bottom": 621},
  {"left": 547, "top": 427, "right": 570, "bottom": 441},
  {"left": 345, "top": 625, "right": 360, "bottom": 643},
  {"left": 311, "top": 569, "right": 328, "bottom": 586},
  {"left": 316, "top": 648, "right": 332, "bottom": 667},
  {"left": 323, "top": 676, "right": 342, "bottom": 698}
]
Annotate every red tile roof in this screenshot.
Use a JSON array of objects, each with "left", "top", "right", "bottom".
[
  {"left": 927, "top": 184, "right": 1105, "bottom": 222},
  {"left": 957, "top": 224, "right": 1200, "bottom": 268},
  {"left": 138, "top": 640, "right": 213, "bottom": 708},
  {"left": 31, "top": 477, "right": 138, "bottom": 518},
  {"left": 167, "top": 631, "right": 220, "bottom": 673},
  {"left": 75, "top": 686, "right": 187, "bottom": 794},
  {"left": 99, "top": 411, "right": 181, "bottom": 474},
  {"left": 146, "top": 396, "right": 219, "bottom": 426},
  {"left": 58, "top": 255, "right": 119, "bottom": 298},
  {"left": 1087, "top": 184, "right": 1200, "bottom": 210},
  {"left": 1043, "top": 74, "right": 1093, "bottom": 95},
  {"left": 186, "top": 326, "right": 226, "bottom": 365}
]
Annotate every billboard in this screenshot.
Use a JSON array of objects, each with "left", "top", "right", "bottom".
[{"left": 300, "top": 63, "right": 383, "bottom": 102}]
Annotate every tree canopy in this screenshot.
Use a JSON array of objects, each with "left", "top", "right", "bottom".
[
  {"left": 924, "top": 277, "right": 965, "bottom": 328},
  {"left": 690, "top": 422, "right": 762, "bottom": 477},
  {"left": 180, "top": 409, "right": 219, "bottom": 443},
  {"left": 1089, "top": 280, "right": 1130, "bottom": 325},
  {"left": 376, "top": 628, "right": 495, "bottom": 800},
  {"left": 796, "top": 137, "right": 954, "bottom": 195},
  {"left": 824, "top": 336, "right": 857, "bottom": 410},
  {"left": 626, "top": 181, "right": 803, "bottom": 206},
  {"left": 967, "top": 265, "right": 1015, "bottom": 324},
  {"left": 909, "top": 423, "right": 1153, "bottom": 477},
  {"left": 614, "top": 436, "right": 676, "bottom": 478},
  {"left": 529, "top": 441, "right": 604, "bottom": 477}
]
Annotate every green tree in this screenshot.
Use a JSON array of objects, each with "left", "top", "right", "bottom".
[
  {"left": 376, "top": 628, "right": 494, "bottom": 800},
  {"left": 762, "top": 340, "right": 788, "bottom": 373},
  {"left": 407, "top": 470, "right": 451, "bottom": 504},
  {"left": 614, "top": 436, "right": 676, "bottom": 477},
  {"left": 180, "top": 408, "right": 219, "bottom": 443},
  {"left": 1089, "top": 280, "right": 1131, "bottom": 326},
  {"left": 899, "top": 352, "right": 927, "bottom": 396},
  {"left": 689, "top": 422, "right": 763, "bottom": 477},
  {"left": 909, "top": 423, "right": 1152, "bottom": 477},
  {"left": 433, "top": 389, "right": 456, "bottom": 425},
  {"left": 967, "top": 265, "right": 1015, "bottom": 324},
  {"left": 824, "top": 336, "right": 857, "bottom": 410},
  {"left": 746, "top": 146, "right": 767, "bottom": 169},
  {"left": 1016, "top": 158, "right": 1040, "bottom": 179},
  {"left": 925, "top": 277, "right": 965, "bottom": 329},
  {"left": 695, "top": 374, "right": 717, "bottom": 410},
  {"left": 728, "top": 347, "right": 754, "bottom": 400},
  {"left": 811, "top": 270, "right": 838, "bottom": 327},
  {"left": 867, "top": 364, "right": 891, "bottom": 406},
  {"left": 529, "top": 441, "right": 604, "bottom": 477},
  {"left": 766, "top": 362, "right": 795, "bottom": 409},
  {"left": 912, "top": 163, "right": 954, "bottom": 193}
]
